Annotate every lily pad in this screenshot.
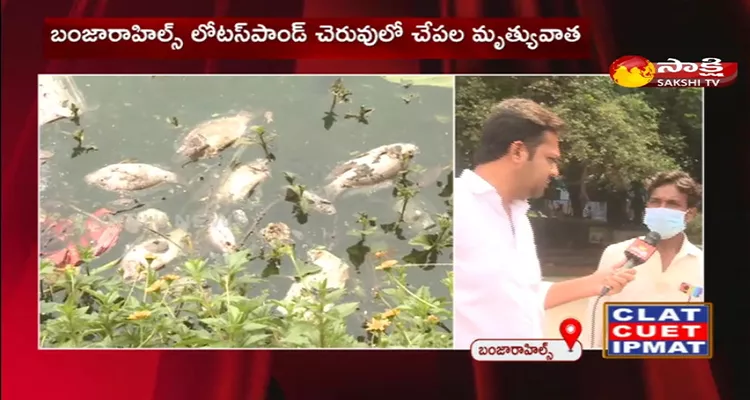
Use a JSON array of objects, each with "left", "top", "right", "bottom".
[{"left": 380, "top": 76, "right": 453, "bottom": 88}]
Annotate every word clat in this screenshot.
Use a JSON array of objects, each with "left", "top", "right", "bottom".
[{"left": 604, "top": 303, "right": 712, "bottom": 358}]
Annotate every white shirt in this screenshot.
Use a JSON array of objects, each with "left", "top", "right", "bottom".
[
  {"left": 453, "top": 169, "right": 552, "bottom": 349},
  {"left": 583, "top": 236, "right": 704, "bottom": 349}
]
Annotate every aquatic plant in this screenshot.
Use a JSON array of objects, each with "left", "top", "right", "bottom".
[
  {"left": 39, "top": 76, "right": 454, "bottom": 349},
  {"left": 39, "top": 163, "right": 454, "bottom": 349},
  {"left": 39, "top": 245, "right": 453, "bottom": 348}
]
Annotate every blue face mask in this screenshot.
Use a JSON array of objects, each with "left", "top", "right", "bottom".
[{"left": 643, "top": 207, "right": 687, "bottom": 239}]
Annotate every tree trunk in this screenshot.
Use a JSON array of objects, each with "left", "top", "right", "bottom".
[
  {"left": 606, "top": 190, "right": 629, "bottom": 227},
  {"left": 564, "top": 161, "right": 587, "bottom": 218}
]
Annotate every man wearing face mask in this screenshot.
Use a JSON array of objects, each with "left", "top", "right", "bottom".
[{"left": 584, "top": 170, "right": 704, "bottom": 349}]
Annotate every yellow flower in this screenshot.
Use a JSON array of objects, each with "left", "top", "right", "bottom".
[
  {"left": 426, "top": 315, "right": 440, "bottom": 324},
  {"left": 373, "top": 250, "right": 391, "bottom": 260},
  {"left": 63, "top": 264, "right": 79, "bottom": 275},
  {"left": 162, "top": 274, "right": 180, "bottom": 282},
  {"left": 375, "top": 259, "right": 398, "bottom": 270},
  {"left": 127, "top": 310, "right": 151, "bottom": 320},
  {"left": 381, "top": 308, "right": 400, "bottom": 319},
  {"left": 145, "top": 280, "right": 167, "bottom": 293},
  {"left": 365, "top": 317, "right": 390, "bottom": 333}
]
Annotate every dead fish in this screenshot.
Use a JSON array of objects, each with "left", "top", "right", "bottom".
[
  {"left": 216, "top": 158, "right": 271, "bottom": 204},
  {"left": 277, "top": 248, "right": 351, "bottom": 319},
  {"left": 135, "top": 208, "right": 172, "bottom": 232},
  {"left": 120, "top": 229, "right": 191, "bottom": 281},
  {"left": 85, "top": 163, "right": 180, "bottom": 192},
  {"left": 232, "top": 209, "right": 249, "bottom": 226},
  {"left": 207, "top": 213, "right": 238, "bottom": 253},
  {"left": 324, "top": 143, "right": 419, "bottom": 199},
  {"left": 40, "top": 150, "right": 54, "bottom": 164},
  {"left": 176, "top": 111, "right": 252, "bottom": 161},
  {"left": 302, "top": 190, "right": 337, "bottom": 215},
  {"left": 393, "top": 196, "right": 436, "bottom": 231}
]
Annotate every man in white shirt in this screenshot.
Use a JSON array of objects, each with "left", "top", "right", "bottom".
[
  {"left": 584, "top": 170, "right": 704, "bottom": 349},
  {"left": 453, "top": 98, "right": 636, "bottom": 349}
]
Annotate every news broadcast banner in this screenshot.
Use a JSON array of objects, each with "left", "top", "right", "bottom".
[
  {"left": 42, "top": 17, "right": 737, "bottom": 89},
  {"left": 41, "top": 18, "right": 722, "bottom": 364}
]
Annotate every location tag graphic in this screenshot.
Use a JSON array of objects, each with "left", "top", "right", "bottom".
[{"left": 559, "top": 318, "right": 582, "bottom": 352}]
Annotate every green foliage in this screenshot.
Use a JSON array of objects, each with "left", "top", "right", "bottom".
[
  {"left": 40, "top": 250, "right": 453, "bottom": 348},
  {"left": 40, "top": 166, "right": 454, "bottom": 349},
  {"left": 685, "top": 211, "right": 703, "bottom": 245},
  {"left": 455, "top": 76, "right": 701, "bottom": 190},
  {"left": 40, "top": 76, "right": 454, "bottom": 349}
]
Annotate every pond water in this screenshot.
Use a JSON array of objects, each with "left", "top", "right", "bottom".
[{"left": 39, "top": 75, "right": 454, "bottom": 336}]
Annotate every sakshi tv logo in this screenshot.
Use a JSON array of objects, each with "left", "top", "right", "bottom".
[{"left": 608, "top": 55, "right": 738, "bottom": 88}]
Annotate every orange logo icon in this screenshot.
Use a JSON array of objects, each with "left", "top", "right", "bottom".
[{"left": 609, "top": 55, "right": 656, "bottom": 88}]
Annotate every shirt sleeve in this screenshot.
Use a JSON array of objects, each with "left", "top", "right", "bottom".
[
  {"left": 583, "top": 245, "right": 616, "bottom": 349},
  {"left": 454, "top": 258, "right": 545, "bottom": 348},
  {"left": 537, "top": 281, "right": 553, "bottom": 310}
]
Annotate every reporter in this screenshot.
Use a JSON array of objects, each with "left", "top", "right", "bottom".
[
  {"left": 453, "top": 99, "right": 638, "bottom": 349},
  {"left": 584, "top": 171, "right": 704, "bottom": 349}
]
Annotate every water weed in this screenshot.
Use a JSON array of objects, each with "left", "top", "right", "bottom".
[
  {"left": 39, "top": 248, "right": 453, "bottom": 348},
  {"left": 39, "top": 76, "right": 454, "bottom": 349}
]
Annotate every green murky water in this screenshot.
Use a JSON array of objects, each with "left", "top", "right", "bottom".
[{"left": 39, "top": 75, "right": 454, "bottom": 334}]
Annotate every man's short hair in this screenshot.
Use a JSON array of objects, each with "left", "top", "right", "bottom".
[
  {"left": 646, "top": 170, "right": 702, "bottom": 208},
  {"left": 473, "top": 98, "right": 564, "bottom": 165}
]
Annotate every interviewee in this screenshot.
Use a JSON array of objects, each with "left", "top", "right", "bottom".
[
  {"left": 584, "top": 171, "right": 704, "bottom": 349},
  {"left": 453, "top": 98, "right": 635, "bottom": 349}
]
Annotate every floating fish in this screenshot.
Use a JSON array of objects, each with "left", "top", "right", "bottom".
[
  {"left": 302, "top": 190, "right": 337, "bottom": 215},
  {"left": 231, "top": 209, "right": 249, "bottom": 226},
  {"left": 215, "top": 158, "right": 271, "bottom": 204},
  {"left": 207, "top": 213, "right": 238, "bottom": 253},
  {"left": 120, "top": 229, "right": 191, "bottom": 281},
  {"left": 85, "top": 163, "right": 180, "bottom": 192},
  {"left": 277, "top": 248, "right": 351, "bottom": 319},
  {"left": 393, "top": 196, "right": 436, "bottom": 231},
  {"left": 324, "top": 143, "right": 419, "bottom": 199},
  {"left": 38, "top": 75, "right": 87, "bottom": 127},
  {"left": 39, "top": 150, "right": 54, "bottom": 164},
  {"left": 176, "top": 111, "right": 252, "bottom": 161},
  {"left": 134, "top": 208, "right": 172, "bottom": 232}
]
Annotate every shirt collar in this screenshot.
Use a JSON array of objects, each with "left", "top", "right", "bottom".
[
  {"left": 677, "top": 235, "right": 702, "bottom": 258},
  {"left": 459, "top": 169, "right": 531, "bottom": 214}
]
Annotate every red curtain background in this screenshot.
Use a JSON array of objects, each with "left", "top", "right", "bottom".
[{"left": 2, "top": 0, "right": 745, "bottom": 399}]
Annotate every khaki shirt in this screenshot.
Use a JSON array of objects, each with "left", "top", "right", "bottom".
[{"left": 583, "top": 235, "right": 703, "bottom": 349}]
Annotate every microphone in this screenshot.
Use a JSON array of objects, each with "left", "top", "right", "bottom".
[{"left": 599, "top": 231, "right": 661, "bottom": 296}]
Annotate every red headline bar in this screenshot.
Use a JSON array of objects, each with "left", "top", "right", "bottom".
[
  {"left": 43, "top": 18, "right": 590, "bottom": 60},
  {"left": 608, "top": 323, "right": 708, "bottom": 341}
]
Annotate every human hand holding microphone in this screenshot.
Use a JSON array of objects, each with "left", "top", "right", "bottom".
[{"left": 597, "top": 231, "right": 662, "bottom": 296}]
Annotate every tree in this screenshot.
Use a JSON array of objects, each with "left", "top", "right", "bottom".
[
  {"left": 641, "top": 88, "right": 703, "bottom": 181},
  {"left": 455, "top": 76, "right": 700, "bottom": 225}
]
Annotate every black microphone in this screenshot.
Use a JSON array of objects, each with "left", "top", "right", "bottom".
[{"left": 599, "top": 231, "right": 661, "bottom": 296}]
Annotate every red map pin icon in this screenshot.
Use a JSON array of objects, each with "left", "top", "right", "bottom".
[{"left": 559, "top": 318, "right": 582, "bottom": 352}]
